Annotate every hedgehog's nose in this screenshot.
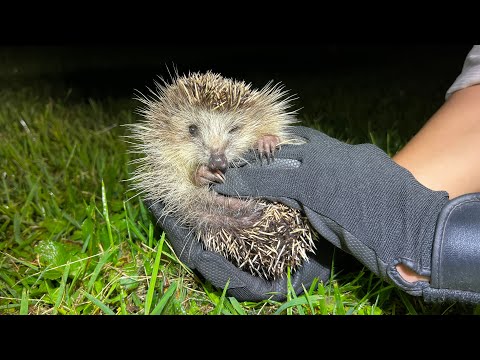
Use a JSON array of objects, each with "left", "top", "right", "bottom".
[{"left": 208, "top": 152, "right": 228, "bottom": 173}]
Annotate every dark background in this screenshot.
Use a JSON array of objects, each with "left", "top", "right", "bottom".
[
  {"left": 3, "top": 43, "right": 473, "bottom": 145},
  {"left": 3, "top": 44, "right": 473, "bottom": 99},
  {"left": 2, "top": 3, "right": 476, "bottom": 101}
]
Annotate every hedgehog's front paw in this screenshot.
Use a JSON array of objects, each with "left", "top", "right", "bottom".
[
  {"left": 194, "top": 165, "right": 226, "bottom": 186},
  {"left": 255, "top": 135, "right": 281, "bottom": 164}
]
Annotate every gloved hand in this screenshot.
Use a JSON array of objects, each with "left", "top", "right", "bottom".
[
  {"left": 214, "top": 125, "right": 480, "bottom": 304},
  {"left": 144, "top": 198, "right": 334, "bottom": 302}
]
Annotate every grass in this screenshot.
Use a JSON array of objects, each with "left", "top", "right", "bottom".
[{"left": 0, "top": 48, "right": 478, "bottom": 315}]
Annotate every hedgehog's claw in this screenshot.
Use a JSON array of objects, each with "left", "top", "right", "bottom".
[
  {"left": 261, "top": 152, "right": 272, "bottom": 165},
  {"left": 195, "top": 165, "right": 225, "bottom": 186},
  {"left": 255, "top": 135, "right": 280, "bottom": 166},
  {"left": 215, "top": 170, "right": 226, "bottom": 183},
  {"left": 269, "top": 149, "right": 275, "bottom": 164},
  {"left": 266, "top": 141, "right": 276, "bottom": 164}
]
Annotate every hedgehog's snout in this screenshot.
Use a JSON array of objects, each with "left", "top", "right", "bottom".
[{"left": 208, "top": 151, "right": 228, "bottom": 174}]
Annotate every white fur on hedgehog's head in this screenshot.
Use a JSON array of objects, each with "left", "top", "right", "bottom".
[
  {"left": 136, "top": 72, "right": 296, "bottom": 167},
  {"left": 128, "top": 71, "right": 298, "bottom": 204}
]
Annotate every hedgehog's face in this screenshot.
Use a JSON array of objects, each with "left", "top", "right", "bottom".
[{"left": 164, "top": 108, "right": 258, "bottom": 185}]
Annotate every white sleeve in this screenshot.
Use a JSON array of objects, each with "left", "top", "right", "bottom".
[{"left": 445, "top": 45, "right": 480, "bottom": 100}]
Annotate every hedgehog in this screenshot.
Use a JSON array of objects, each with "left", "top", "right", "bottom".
[{"left": 127, "top": 70, "right": 318, "bottom": 280}]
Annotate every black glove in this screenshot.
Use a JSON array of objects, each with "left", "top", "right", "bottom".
[
  {"left": 144, "top": 199, "right": 334, "bottom": 302},
  {"left": 214, "top": 125, "right": 480, "bottom": 304}
]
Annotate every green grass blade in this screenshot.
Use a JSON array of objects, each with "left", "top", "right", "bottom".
[
  {"left": 53, "top": 263, "right": 71, "bottom": 314},
  {"left": 64, "top": 142, "right": 77, "bottom": 171},
  {"left": 21, "top": 181, "right": 39, "bottom": 217},
  {"left": 119, "top": 288, "right": 127, "bottom": 315},
  {"left": 123, "top": 200, "right": 143, "bottom": 253},
  {"left": 274, "top": 297, "right": 309, "bottom": 314},
  {"left": 83, "top": 292, "right": 115, "bottom": 315},
  {"left": 219, "top": 297, "right": 236, "bottom": 315},
  {"left": 0, "top": 217, "right": 11, "bottom": 237},
  {"left": 294, "top": 297, "right": 304, "bottom": 315},
  {"left": 316, "top": 283, "right": 328, "bottom": 314},
  {"left": 285, "top": 268, "right": 293, "bottom": 315},
  {"left": 144, "top": 232, "right": 165, "bottom": 315},
  {"left": 13, "top": 212, "right": 21, "bottom": 245},
  {"left": 150, "top": 281, "right": 177, "bottom": 315},
  {"left": 101, "top": 179, "right": 114, "bottom": 247},
  {"left": 148, "top": 222, "right": 154, "bottom": 249},
  {"left": 228, "top": 297, "right": 247, "bottom": 315},
  {"left": 20, "top": 288, "right": 29, "bottom": 315},
  {"left": 303, "top": 285, "right": 315, "bottom": 314},
  {"left": 62, "top": 212, "right": 81, "bottom": 230},
  {"left": 212, "top": 279, "right": 231, "bottom": 315},
  {"left": 2, "top": 252, "right": 39, "bottom": 271},
  {"left": 87, "top": 248, "right": 113, "bottom": 293},
  {"left": 333, "top": 281, "right": 346, "bottom": 315},
  {"left": 126, "top": 217, "right": 147, "bottom": 244},
  {"left": 285, "top": 267, "right": 305, "bottom": 314},
  {"left": 2, "top": 172, "right": 10, "bottom": 203},
  {"left": 371, "top": 294, "right": 380, "bottom": 315}
]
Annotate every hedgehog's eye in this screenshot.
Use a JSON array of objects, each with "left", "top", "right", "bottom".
[
  {"left": 229, "top": 126, "right": 241, "bottom": 134},
  {"left": 189, "top": 124, "right": 198, "bottom": 137}
]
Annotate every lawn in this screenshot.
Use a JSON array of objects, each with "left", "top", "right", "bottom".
[{"left": 0, "top": 45, "right": 477, "bottom": 315}]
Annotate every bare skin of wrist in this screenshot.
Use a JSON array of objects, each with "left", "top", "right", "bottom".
[{"left": 392, "top": 84, "right": 480, "bottom": 283}]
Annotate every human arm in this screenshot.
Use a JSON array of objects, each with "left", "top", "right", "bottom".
[
  {"left": 394, "top": 84, "right": 480, "bottom": 200},
  {"left": 393, "top": 45, "right": 480, "bottom": 283}
]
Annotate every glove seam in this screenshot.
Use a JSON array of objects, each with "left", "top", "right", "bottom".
[
  {"left": 432, "top": 197, "right": 480, "bottom": 288},
  {"left": 432, "top": 202, "right": 455, "bottom": 288},
  {"left": 418, "top": 193, "right": 450, "bottom": 276}
]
